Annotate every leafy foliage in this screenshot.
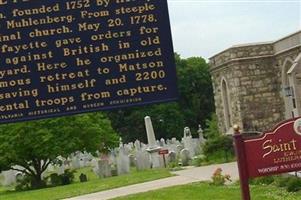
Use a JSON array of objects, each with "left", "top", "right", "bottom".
[
  {"left": 175, "top": 54, "right": 214, "bottom": 132},
  {"left": 250, "top": 176, "right": 275, "bottom": 186},
  {"left": 203, "top": 115, "right": 234, "bottom": 162},
  {"left": 203, "top": 135, "right": 234, "bottom": 162},
  {"left": 60, "top": 169, "right": 75, "bottom": 185},
  {"left": 192, "top": 155, "right": 206, "bottom": 167},
  {"left": 285, "top": 177, "right": 301, "bottom": 192},
  {"left": 251, "top": 175, "right": 301, "bottom": 193},
  {"left": 203, "top": 114, "right": 220, "bottom": 139},
  {"left": 108, "top": 103, "right": 185, "bottom": 143},
  {"left": 0, "top": 113, "right": 119, "bottom": 189}
]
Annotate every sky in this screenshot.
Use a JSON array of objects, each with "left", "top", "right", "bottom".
[{"left": 167, "top": 0, "right": 301, "bottom": 59}]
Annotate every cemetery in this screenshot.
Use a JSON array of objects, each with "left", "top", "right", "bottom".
[{"left": 0, "top": 116, "right": 205, "bottom": 190}]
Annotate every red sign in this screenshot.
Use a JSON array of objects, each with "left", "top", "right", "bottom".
[
  {"left": 244, "top": 117, "right": 301, "bottom": 177},
  {"left": 159, "top": 149, "right": 169, "bottom": 155},
  {"left": 234, "top": 117, "right": 301, "bottom": 200}
]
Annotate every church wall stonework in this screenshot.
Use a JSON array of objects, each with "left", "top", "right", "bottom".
[{"left": 210, "top": 31, "right": 301, "bottom": 134}]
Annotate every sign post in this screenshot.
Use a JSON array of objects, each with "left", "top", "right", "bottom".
[
  {"left": 159, "top": 149, "right": 169, "bottom": 168},
  {"left": 233, "top": 125, "right": 251, "bottom": 200},
  {"left": 234, "top": 117, "right": 301, "bottom": 200}
]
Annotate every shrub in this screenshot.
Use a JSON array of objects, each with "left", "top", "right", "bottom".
[
  {"left": 15, "top": 175, "right": 32, "bottom": 191},
  {"left": 168, "top": 161, "right": 178, "bottom": 169},
  {"left": 286, "top": 177, "right": 301, "bottom": 192},
  {"left": 79, "top": 173, "right": 88, "bottom": 182},
  {"left": 15, "top": 174, "right": 47, "bottom": 190},
  {"left": 276, "top": 176, "right": 291, "bottom": 188},
  {"left": 250, "top": 175, "right": 301, "bottom": 193},
  {"left": 111, "top": 168, "right": 118, "bottom": 176},
  {"left": 50, "top": 173, "right": 62, "bottom": 186},
  {"left": 203, "top": 114, "right": 220, "bottom": 139},
  {"left": 251, "top": 176, "right": 275, "bottom": 185},
  {"left": 203, "top": 135, "right": 234, "bottom": 162},
  {"left": 48, "top": 170, "right": 75, "bottom": 186},
  {"left": 60, "top": 169, "right": 75, "bottom": 185},
  {"left": 202, "top": 114, "right": 235, "bottom": 163},
  {"left": 211, "top": 168, "right": 231, "bottom": 186},
  {"left": 192, "top": 155, "right": 206, "bottom": 167}
]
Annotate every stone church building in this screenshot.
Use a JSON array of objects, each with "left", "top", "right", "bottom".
[{"left": 209, "top": 30, "right": 301, "bottom": 134}]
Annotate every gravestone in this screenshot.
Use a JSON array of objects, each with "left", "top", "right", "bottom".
[
  {"left": 168, "top": 151, "right": 177, "bottom": 163},
  {"left": 141, "top": 143, "right": 147, "bottom": 151},
  {"left": 134, "top": 140, "right": 141, "bottom": 151},
  {"left": 145, "top": 116, "right": 162, "bottom": 168},
  {"left": 71, "top": 157, "right": 81, "bottom": 169},
  {"left": 182, "top": 127, "right": 196, "bottom": 157},
  {"left": 57, "top": 165, "right": 65, "bottom": 175},
  {"left": 159, "top": 138, "right": 166, "bottom": 147},
  {"left": 108, "top": 151, "right": 117, "bottom": 166},
  {"left": 184, "top": 127, "right": 192, "bottom": 137},
  {"left": 95, "top": 159, "right": 112, "bottom": 178},
  {"left": 136, "top": 150, "right": 151, "bottom": 171},
  {"left": 180, "top": 149, "right": 191, "bottom": 166},
  {"left": 128, "top": 142, "right": 134, "bottom": 150},
  {"left": 176, "top": 144, "right": 184, "bottom": 154},
  {"left": 1, "top": 170, "right": 16, "bottom": 186},
  {"left": 117, "top": 148, "right": 130, "bottom": 175},
  {"left": 79, "top": 173, "right": 88, "bottom": 182},
  {"left": 198, "top": 124, "right": 206, "bottom": 144},
  {"left": 129, "top": 154, "right": 136, "bottom": 167},
  {"left": 183, "top": 136, "right": 195, "bottom": 157}
]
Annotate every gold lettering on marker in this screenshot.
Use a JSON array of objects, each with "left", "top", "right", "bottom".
[
  {"left": 0, "top": 0, "right": 171, "bottom": 117},
  {"left": 262, "top": 139, "right": 297, "bottom": 158}
]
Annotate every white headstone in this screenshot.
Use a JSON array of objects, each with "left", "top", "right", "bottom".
[
  {"left": 117, "top": 148, "right": 130, "bottom": 175},
  {"left": 71, "top": 157, "right": 81, "bottom": 169},
  {"left": 1, "top": 170, "right": 17, "bottom": 186},
  {"left": 159, "top": 138, "right": 166, "bottom": 147},
  {"left": 184, "top": 127, "right": 191, "bottom": 138},
  {"left": 144, "top": 116, "right": 161, "bottom": 168},
  {"left": 95, "top": 159, "right": 112, "bottom": 178},
  {"left": 183, "top": 136, "right": 195, "bottom": 157},
  {"left": 136, "top": 151, "right": 151, "bottom": 171},
  {"left": 180, "top": 149, "right": 191, "bottom": 166},
  {"left": 168, "top": 151, "right": 177, "bottom": 163},
  {"left": 145, "top": 116, "right": 158, "bottom": 149},
  {"left": 134, "top": 140, "right": 141, "bottom": 151},
  {"left": 198, "top": 124, "right": 206, "bottom": 144}
]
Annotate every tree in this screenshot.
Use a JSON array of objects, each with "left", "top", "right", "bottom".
[
  {"left": 108, "top": 54, "right": 215, "bottom": 142},
  {"left": 0, "top": 113, "right": 119, "bottom": 189},
  {"left": 203, "top": 114, "right": 220, "bottom": 139},
  {"left": 108, "top": 103, "right": 185, "bottom": 143},
  {"left": 176, "top": 54, "right": 215, "bottom": 134},
  {"left": 203, "top": 114, "right": 234, "bottom": 162}
]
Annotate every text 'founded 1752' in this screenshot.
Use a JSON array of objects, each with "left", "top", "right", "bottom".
[{"left": 0, "top": 0, "right": 178, "bottom": 123}]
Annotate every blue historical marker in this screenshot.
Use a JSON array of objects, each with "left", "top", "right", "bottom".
[{"left": 0, "top": 0, "right": 178, "bottom": 124}]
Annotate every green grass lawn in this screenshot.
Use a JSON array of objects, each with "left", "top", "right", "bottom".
[
  {"left": 0, "top": 168, "right": 172, "bottom": 200},
  {"left": 113, "top": 182, "right": 301, "bottom": 200}
]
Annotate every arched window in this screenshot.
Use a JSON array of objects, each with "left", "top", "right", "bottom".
[
  {"left": 221, "top": 78, "right": 231, "bottom": 131},
  {"left": 282, "top": 58, "right": 294, "bottom": 118},
  {"left": 287, "top": 53, "right": 301, "bottom": 118}
]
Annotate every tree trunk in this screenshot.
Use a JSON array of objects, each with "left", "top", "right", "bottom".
[
  {"left": 31, "top": 172, "right": 45, "bottom": 189},
  {"left": 29, "top": 159, "right": 47, "bottom": 189}
]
